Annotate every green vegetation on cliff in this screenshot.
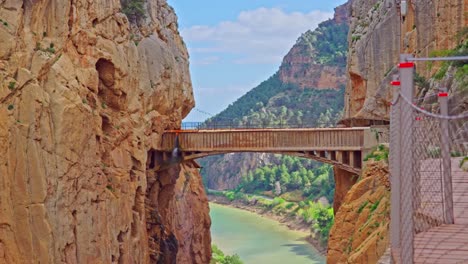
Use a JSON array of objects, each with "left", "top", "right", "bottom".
[
  {"left": 121, "top": 0, "right": 146, "bottom": 20},
  {"left": 211, "top": 245, "right": 243, "bottom": 264},
  {"left": 427, "top": 30, "right": 468, "bottom": 91},
  {"left": 205, "top": 19, "right": 349, "bottom": 127},
  {"left": 297, "top": 19, "right": 349, "bottom": 67}
]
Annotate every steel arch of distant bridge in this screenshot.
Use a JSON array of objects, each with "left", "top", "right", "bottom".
[{"left": 154, "top": 127, "right": 388, "bottom": 175}]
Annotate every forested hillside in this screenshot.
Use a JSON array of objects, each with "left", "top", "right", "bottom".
[
  {"left": 207, "top": 73, "right": 344, "bottom": 128},
  {"left": 239, "top": 156, "right": 335, "bottom": 203}
]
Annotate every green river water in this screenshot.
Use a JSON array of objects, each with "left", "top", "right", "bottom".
[{"left": 209, "top": 203, "right": 325, "bottom": 264}]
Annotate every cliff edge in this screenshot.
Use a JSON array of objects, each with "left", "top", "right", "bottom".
[
  {"left": 0, "top": 0, "right": 210, "bottom": 263},
  {"left": 328, "top": 160, "right": 390, "bottom": 263}
]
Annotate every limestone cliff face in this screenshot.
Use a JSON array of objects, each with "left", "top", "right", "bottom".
[
  {"left": 327, "top": 161, "right": 390, "bottom": 264},
  {"left": 0, "top": 1, "right": 210, "bottom": 263},
  {"left": 278, "top": 2, "right": 351, "bottom": 90},
  {"left": 330, "top": 0, "right": 466, "bottom": 262},
  {"left": 343, "top": 0, "right": 467, "bottom": 125}
]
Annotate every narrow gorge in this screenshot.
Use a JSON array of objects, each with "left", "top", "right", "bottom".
[{"left": 0, "top": 0, "right": 466, "bottom": 263}]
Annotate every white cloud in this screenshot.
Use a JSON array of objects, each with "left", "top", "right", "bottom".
[{"left": 181, "top": 8, "right": 333, "bottom": 65}]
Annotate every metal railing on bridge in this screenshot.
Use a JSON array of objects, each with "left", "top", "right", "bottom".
[{"left": 181, "top": 120, "right": 327, "bottom": 130}]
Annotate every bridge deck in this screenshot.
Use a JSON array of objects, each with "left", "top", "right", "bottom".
[
  {"left": 157, "top": 127, "right": 384, "bottom": 174},
  {"left": 414, "top": 158, "right": 468, "bottom": 263},
  {"left": 161, "top": 127, "right": 373, "bottom": 152}
]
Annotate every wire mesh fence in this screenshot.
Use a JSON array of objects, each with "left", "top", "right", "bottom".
[
  {"left": 412, "top": 113, "right": 445, "bottom": 233},
  {"left": 391, "top": 89, "right": 468, "bottom": 263}
]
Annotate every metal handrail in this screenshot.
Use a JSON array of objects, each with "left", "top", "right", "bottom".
[{"left": 180, "top": 120, "right": 328, "bottom": 130}]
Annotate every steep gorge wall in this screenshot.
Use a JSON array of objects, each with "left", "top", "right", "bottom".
[
  {"left": 0, "top": 1, "right": 210, "bottom": 263},
  {"left": 328, "top": 161, "right": 390, "bottom": 263},
  {"left": 342, "top": 0, "right": 467, "bottom": 125},
  {"left": 202, "top": 153, "right": 276, "bottom": 190},
  {"left": 329, "top": 0, "right": 467, "bottom": 262},
  {"left": 278, "top": 1, "right": 352, "bottom": 90}
]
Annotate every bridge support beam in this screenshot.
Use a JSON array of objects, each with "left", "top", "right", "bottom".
[
  {"left": 349, "top": 151, "right": 357, "bottom": 168},
  {"left": 333, "top": 166, "right": 359, "bottom": 215},
  {"left": 337, "top": 151, "right": 350, "bottom": 165},
  {"left": 352, "top": 151, "right": 362, "bottom": 169}
]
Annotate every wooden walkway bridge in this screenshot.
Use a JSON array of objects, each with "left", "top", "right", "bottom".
[{"left": 155, "top": 127, "right": 386, "bottom": 174}]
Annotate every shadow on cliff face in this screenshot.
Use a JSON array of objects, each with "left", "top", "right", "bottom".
[
  {"left": 96, "top": 58, "right": 127, "bottom": 111},
  {"left": 145, "top": 149, "right": 181, "bottom": 263}
]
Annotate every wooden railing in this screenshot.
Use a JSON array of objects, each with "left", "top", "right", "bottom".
[
  {"left": 154, "top": 127, "right": 387, "bottom": 174},
  {"left": 160, "top": 127, "right": 375, "bottom": 153}
]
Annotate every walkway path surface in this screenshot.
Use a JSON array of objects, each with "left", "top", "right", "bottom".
[{"left": 414, "top": 158, "right": 468, "bottom": 263}]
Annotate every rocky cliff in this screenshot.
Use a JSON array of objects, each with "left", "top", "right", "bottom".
[
  {"left": 201, "top": 153, "right": 276, "bottom": 190},
  {"left": 0, "top": 1, "right": 210, "bottom": 263},
  {"left": 342, "top": 0, "right": 467, "bottom": 126},
  {"left": 329, "top": 0, "right": 467, "bottom": 262},
  {"left": 278, "top": 2, "right": 351, "bottom": 90},
  {"left": 327, "top": 161, "right": 390, "bottom": 264}
]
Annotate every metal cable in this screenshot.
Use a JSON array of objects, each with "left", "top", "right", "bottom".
[{"left": 397, "top": 93, "right": 468, "bottom": 120}]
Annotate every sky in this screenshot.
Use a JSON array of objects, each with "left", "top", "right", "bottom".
[{"left": 167, "top": 0, "right": 348, "bottom": 121}]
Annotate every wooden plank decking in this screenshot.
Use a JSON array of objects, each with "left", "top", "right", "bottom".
[{"left": 414, "top": 158, "right": 468, "bottom": 263}]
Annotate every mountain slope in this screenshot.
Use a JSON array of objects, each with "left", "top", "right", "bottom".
[{"left": 201, "top": 2, "right": 351, "bottom": 195}]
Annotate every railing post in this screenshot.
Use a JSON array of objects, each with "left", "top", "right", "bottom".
[
  {"left": 399, "top": 54, "right": 414, "bottom": 264},
  {"left": 439, "top": 87, "right": 454, "bottom": 224},
  {"left": 390, "top": 74, "right": 401, "bottom": 263}
]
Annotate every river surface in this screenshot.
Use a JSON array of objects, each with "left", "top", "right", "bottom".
[{"left": 209, "top": 203, "right": 325, "bottom": 264}]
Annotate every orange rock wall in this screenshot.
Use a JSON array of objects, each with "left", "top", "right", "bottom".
[
  {"left": 0, "top": 0, "right": 210, "bottom": 263},
  {"left": 278, "top": 2, "right": 352, "bottom": 90},
  {"left": 327, "top": 162, "right": 390, "bottom": 264},
  {"left": 343, "top": 0, "right": 467, "bottom": 122}
]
